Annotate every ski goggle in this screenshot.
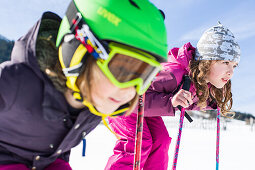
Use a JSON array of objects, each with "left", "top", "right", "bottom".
[
  {"left": 59, "top": 38, "right": 161, "bottom": 95},
  {"left": 97, "top": 42, "right": 161, "bottom": 95}
]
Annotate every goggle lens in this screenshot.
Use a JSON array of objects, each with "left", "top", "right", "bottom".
[{"left": 108, "top": 53, "right": 156, "bottom": 83}]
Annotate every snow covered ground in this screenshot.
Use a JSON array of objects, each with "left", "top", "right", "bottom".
[{"left": 69, "top": 116, "right": 255, "bottom": 170}]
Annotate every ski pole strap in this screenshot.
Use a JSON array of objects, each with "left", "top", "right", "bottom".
[
  {"left": 177, "top": 105, "right": 193, "bottom": 123},
  {"left": 216, "top": 107, "right": 221, "bottom": 170}
]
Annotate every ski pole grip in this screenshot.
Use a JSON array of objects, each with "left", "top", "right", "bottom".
[
  {"left": 177, "top": 75, "right": 193, "bottom": 123},
  {"left": 182, "top": 75, "right": 191, "bottom": 91}
]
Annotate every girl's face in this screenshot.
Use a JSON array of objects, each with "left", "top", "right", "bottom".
[
  {"left": 90, "top": 65, "right": 136, "bottom": 114},
  {"left": 206, "top": 60, "right": 238, "bottom": 88}
]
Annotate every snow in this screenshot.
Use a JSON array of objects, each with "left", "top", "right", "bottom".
[{"left": 69, "top": 116, "right": 255, "bottom": 170}]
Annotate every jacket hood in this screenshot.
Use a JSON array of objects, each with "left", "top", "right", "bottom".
[
  {"left": 167, "top": 42, "right": 195, "bottom": 73},
  {"left": 10, "top": 12, "right": 62, "bottom": 80}
]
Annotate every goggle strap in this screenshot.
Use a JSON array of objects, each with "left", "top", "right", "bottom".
[
  {"left": 70, "top": 13, "right": 82, "bottom": 32},
  {"left": 75, "top": 24, "right": 109, "bottom": 60},
  {"left": 66, "top": 1, "right": 109, "bottom": 61},
  {"left": 66, "top": 1, "right": 79, "bottom": 32},
  {"left": 62, "top": 63, "right": 83, "bottom": 76},
  {"left": 82, "top": 25, "right": 108, "bottom": 60}
]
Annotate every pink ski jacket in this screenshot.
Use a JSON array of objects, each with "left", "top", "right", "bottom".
[{"left": 143, "top": 42, "right": 216, "bottom": 117}]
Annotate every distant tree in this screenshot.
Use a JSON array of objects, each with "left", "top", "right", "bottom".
[
  {"left": 234, "top": 111, "right": 255, "bottom": 121},
  {"left": 206, "top": 110, "right": 217, "bottom": 119},
  {"left": 205, "top": 110, "right": 254, "bottom": 121},
  {"left": 0, "top": 36, "right": 14, "bottom": 63}
]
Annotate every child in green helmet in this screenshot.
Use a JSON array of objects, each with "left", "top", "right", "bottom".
[{"left": 0, "top": 0, "right": 167, "bottom": 169}]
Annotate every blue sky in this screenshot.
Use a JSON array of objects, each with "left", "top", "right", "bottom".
[{"left": 0, "top": 0, "right": 255, "bottom": 116}]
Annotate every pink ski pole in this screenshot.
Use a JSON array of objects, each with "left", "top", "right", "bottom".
[
  {"left": 216, "top": 107, "right": 220, "bottom": 170},
  {"left": 133, "top": 94, "right": 145, "bottom": 170},
  {"left": 172, "top": 107, "right": 186, "bottom": 170},
  {"left": 172, "top": 75, "right": 191, "bottom": 170}
]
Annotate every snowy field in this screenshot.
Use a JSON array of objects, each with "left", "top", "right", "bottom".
[{"left": 69, "top": 115, "right": 255, "bottom": 170}]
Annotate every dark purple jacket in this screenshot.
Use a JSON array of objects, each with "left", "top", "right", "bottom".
[{"left": 0, "top": 12, "right": 101, "bottom": 169}]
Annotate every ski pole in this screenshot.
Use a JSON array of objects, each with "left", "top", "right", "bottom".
[
  {"left": 133, "top": 94, "right": 145, "bottom": 170},
  {"left": 172, "top": 75, "right": 191, "bottom": 170},
  {"left": 216, "top": 107, "right": 220, "bottom": 170},
  {"left": 172, "top": 107, "right": 186, "bottom": 170}
]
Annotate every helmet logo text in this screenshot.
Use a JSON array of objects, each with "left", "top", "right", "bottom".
[{"left": 97, "top": 7, "right": 121, "bottom": 26}]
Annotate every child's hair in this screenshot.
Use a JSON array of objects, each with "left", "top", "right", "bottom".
[
  {"left": 36, "top": 36, "right": 67, "bottom": 93},
  {"left": 189, "top": 59, "right": 233, "bottom": 116},
  {"left": 36, "top": 37, "right": 138, "bottom": 115}
]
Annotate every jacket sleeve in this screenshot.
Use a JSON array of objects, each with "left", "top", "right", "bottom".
[{"left": 144, "top": 67, "right": 181, "bottom": 117}]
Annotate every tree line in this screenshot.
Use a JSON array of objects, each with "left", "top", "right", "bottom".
[{"left": 0, "top": 36, "right": 14, "bottom": 63}]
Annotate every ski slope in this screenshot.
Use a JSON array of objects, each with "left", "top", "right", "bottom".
[{"left": 69, "top": 116, "right": 255, "bottom": 170}]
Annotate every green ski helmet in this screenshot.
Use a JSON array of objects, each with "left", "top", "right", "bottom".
[
  {"left": 56, "top": 0, "right": 168, "bottom": 117},
  {"left": 56, "top": 0, "right": 167, "bottom": 61}
]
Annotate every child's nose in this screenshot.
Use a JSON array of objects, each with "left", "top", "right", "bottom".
[{"left": 227, "top": 67, "right": 234, "bottom": 77}]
